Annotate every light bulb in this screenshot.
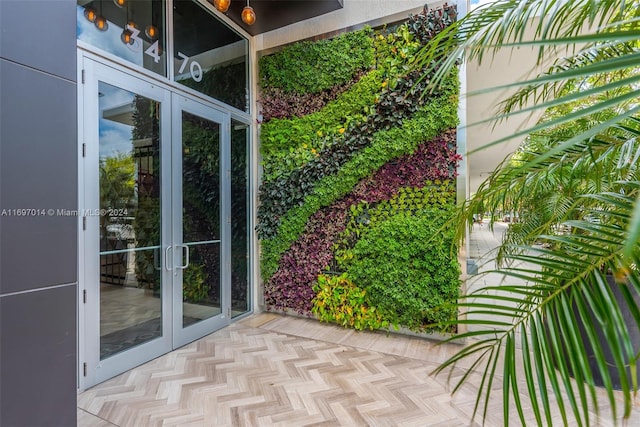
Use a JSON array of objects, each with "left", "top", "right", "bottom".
[
  {"left": 241, "top": 5, "right": 256, "bottom": 25},
  {"left": 84, "top": 7, "right": 97, "bottom": 23},
  {"left": 213, "top": 0, "right": 231, "bottom": 13},
  {"left": 145, "top": 24, "right": 158, "bottom": 40},
  {"left": 95, "top": 16, "right": 109, "bottom": 31},
  {"left": 121, "top": 28, "right": 134, "bottom": 44}
]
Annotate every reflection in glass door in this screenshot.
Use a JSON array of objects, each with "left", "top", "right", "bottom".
[
  {"left": 172, "top": 96, "right": 230, "bottom": 348},
  {"left": 99, "top": 82, "right": 164, "bottom": 360},
  {"left": 81, "top": 60, "right": 236, "bottom": 389},
  {"left": 81, "top": 60, "right": 173, "bottom": 388},
  {"left": 181, "top": 111, "right": 222, "bottom": 325}
]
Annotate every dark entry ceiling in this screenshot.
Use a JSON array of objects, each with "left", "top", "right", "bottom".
[{"left": 221, "top": 0, "right": 344, "bottom": 35}]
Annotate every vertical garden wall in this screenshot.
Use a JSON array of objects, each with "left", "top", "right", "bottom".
[{"left": 257, "top": 4, "right": 462, "bottom": 333}]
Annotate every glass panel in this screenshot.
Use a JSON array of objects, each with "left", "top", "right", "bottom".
[
  {"left": 182, "top": 111, "right": 221, "bottom": 326},
  {"left": 231, "top": 119, "right": 249, "bottom": 317},
  {"left": 77, "top": 0, "right": 166, "bottom": 76},
  {"left": 173, "top": 0, "right": 249, "bottom": 112},
  {"left": 99, "top": 82, "right": 162, "bottom": 360}
]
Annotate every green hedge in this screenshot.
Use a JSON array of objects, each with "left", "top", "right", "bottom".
[
  {"left": 259, "top": 28, "right": 375, "bottom": 94},
  {"left": 260, "top": 82, "right": 459, "bottom": 280},
  {"left": 260, "top": 70, "right": 385, "bottom": 181},
  {"left": 345, "top": 210, "right": 460, "bottom": 332}
]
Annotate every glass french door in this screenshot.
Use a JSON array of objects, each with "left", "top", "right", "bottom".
[
  {"left": 80, "top": 59, "right": 230, "bottom": 388},
  {"left": 171, "top": 94, "right": 231, "bottom": 348}
]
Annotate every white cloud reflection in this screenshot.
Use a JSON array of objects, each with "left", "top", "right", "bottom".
[
  {"left": 99, "top": 126, "right": 133, "bottom": 159},
  {"left": 76, "top": 5, "right": 141, "bottom": 66},
  {"left": 98, "top": 82, "right": 135, "bottom": 160}
]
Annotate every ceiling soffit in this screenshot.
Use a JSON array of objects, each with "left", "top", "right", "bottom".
[{"left": 221, "top": 0, "right": 344, "bottom": 35}]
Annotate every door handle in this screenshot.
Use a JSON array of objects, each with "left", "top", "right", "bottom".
[
  {"left": 154, "top": 247, "right": 162, "bottom": 271},
  {"left": 164, "top": 246, "right": 173, "bottom": 271},
  {"left": 177, "top": 244, "right": 190, "bottom": 270}
]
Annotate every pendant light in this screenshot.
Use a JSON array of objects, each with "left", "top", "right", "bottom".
[
  {"left": 145, "top": 24, "right": 159, "bottom": 40},
  {"left": 95, "top": 15, "right": 108, "bottom": 31},
  {"left": 84, "top": 7, "right": 97, "bottom": 23},
  {"left": 213, "top": 0, "right": 231, "bottom": 13},
  {"left": 121, "top": 28, "right": 133, "bottom": 44},
  {"left": 241, "top": 0, "right": 256, "bottom": 25},
  {"left": 94, "top": 0, "right": 108, "bottom": 32},
  {"left": 121, "top": 0, "right": 134, "bottom": 45}
]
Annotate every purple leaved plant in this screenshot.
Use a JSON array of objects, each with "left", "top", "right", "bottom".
[
  {"left": 265, "top": 129, "right": 460, "bottom": 315},
  {"left": 259, "top": 71, "right": 366, "bottom": 123}
]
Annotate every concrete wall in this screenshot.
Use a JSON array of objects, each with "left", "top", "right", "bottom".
[
  {"left": 464, "top": 36, "right": 548, "bottom": 194},
  {"left": 0, "top": 1, "right": 78, "bottom": 425},
  {"left": 462, "top": 11, "right": 585, "bottom": 194}
]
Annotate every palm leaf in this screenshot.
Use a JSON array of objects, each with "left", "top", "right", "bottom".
[{"left": 421, "top": 1, "right": 640, "bottom": 423}]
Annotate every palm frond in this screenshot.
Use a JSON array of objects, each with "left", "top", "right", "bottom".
[
  {"left": 419, "top": 0, "right": 639, "bottom": 89},
  {"left": 436, "top": 225, "right": 640, "bottom": 423},
  {"left": 497, "top": 41, "right": 639, "bottom": 120},
  {"left": 416, "top": 0, "right": 640, "bottom": 154},
  {"left": 423, "top": 1, "right": 640, "bottom": 423},
  {"left": 441, "top": 122, "right": 640, "bottom": 424}
]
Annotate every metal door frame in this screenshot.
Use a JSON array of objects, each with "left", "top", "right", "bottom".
[
  {"left": 78, "top": 56, "right": 231, "bottom": 390},
  {"left": 171, "top": 93, "right": 231, "bottom": 348}
]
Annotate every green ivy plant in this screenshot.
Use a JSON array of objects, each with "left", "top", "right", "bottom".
[
  {"left": 312, "top": 273, "right": 389, "bottom": 331},
  {"left": 256, "top": 64, "right": 459, "bottom": 241},
  {"left": 259, "top": 28, "right": 375, "bottom": 94},
  {"left": 260, "top": 91, "right": 459, "bottom": 280},
  {"left": 345, "top": 210, "right": 461, "bottom": 332},
  {"left": 333, "top": 183, "right": 456, "bottom": 267},
  {"left": 258, "top": 3, "right": 462, "bottom": 334},
  {"left": 260, "top": 16, "right": 454, "bottom": 185},
  {"left": 260, "top": 70, "right": 385, "bottom": 181},
  {"left": 373, "top": 24, "right": 422, "bottom": 88}
]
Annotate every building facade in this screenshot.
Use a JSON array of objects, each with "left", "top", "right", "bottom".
[
  {"left": 1, "top": 0, "right": 553, "bottom": 424},
  {"left": 3, "top": 1, "right": 461, "bottom": 425},
  {"left": 1, "top": 1, "right": 78, "bottom": 425}
]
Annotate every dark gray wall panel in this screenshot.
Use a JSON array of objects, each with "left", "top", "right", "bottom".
[
  {"left": 0, "top": 1, "right": 78, "bottom": 424},
  {"left": 0, "top": 284, "right": 77, "bottom": 427},
  {"left": 0, "top": 59, "right": 77, "bottom": 294},
  {"left": 0, "top": 0, "right": 77, "bottom": 81}
]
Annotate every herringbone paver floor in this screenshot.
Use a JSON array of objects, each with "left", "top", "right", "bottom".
[
  {"left": 78, "top": 313, "right": 483, "bottom": 427},
  {"left": 78, "top": 226, "right": 640, "bottom": 426},
  {"left": 78, "top": 312, "right": 639, "bottom": 427}
]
